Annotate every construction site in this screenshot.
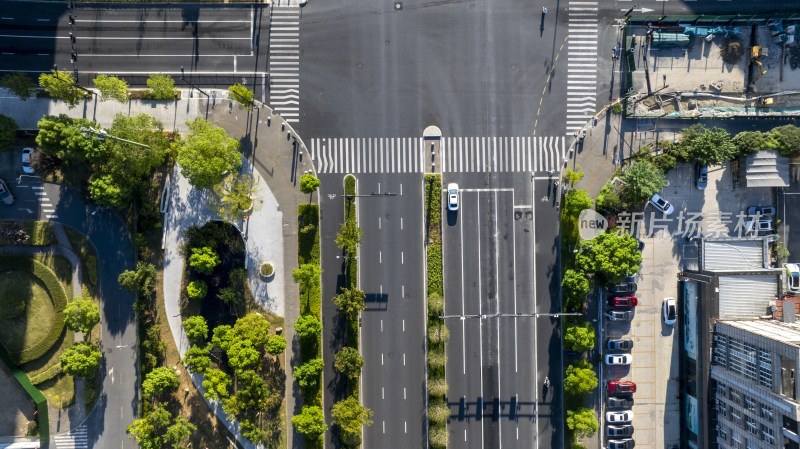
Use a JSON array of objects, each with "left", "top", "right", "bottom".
[{"left": 624, "top": 17, "right": 800, "bottom": 117}]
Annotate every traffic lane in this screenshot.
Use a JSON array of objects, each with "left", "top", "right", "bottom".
[
  {"left": 533, "top": 177, "right": 563, "bottom": 449},
  {"left": 2, "top": 36, "right": 252, "bottom": 57},
  {"left": 443, "top": 185, "right": 486, "bottom": 448},
  {"left": 504, "top": 189, "right": 537, "bottom": 447},
  {"left": 318, "top": 173, "right": 349, "bottom": 449},
  {"left": 359, "top": 174, "right": 427, "bottom": 448}
]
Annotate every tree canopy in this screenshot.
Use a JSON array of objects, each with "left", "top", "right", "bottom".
[
  {"left": 118, "top": 262, "right": 158, "bottom": 298},
  {"left": 294, "top": 314, "right": 322, "bottom": 338},
  {"left": 332, "top": 287, "right": 366, "bottom": 321},
  {"left": 562, "top": 189, "right": 593, "bottom": 219},
  {"left": 292, "top": 405, "right": 328, "bottom": 437},
  {"left": 233, "top": 313, "right": 271, "bottom": 350},
  {"left": 207, "top": 172, "right": 256, "bottom": 222},
  {"left": 564, "top": 360, "right": 598, "bottom": 396},
  {"left": 202, "top": 368, "right": 231, "bottom": 401},
  {"left": 685, "top": 127, "right": 736, "bottom": 167},
  {"left": 228, "top": 83, "right": 254, "bottom": 107},
  {"left": 93, "top": 74, "right": 129, "bottom": 103},
  {"left": 64, "top": 297, "right": 100, "bottom": 339},
  {"left": 334, "top": 347, "right": 364, "bottom": 379},
  {"left": 60, "top": 342, "right": 102, "bottom": 377},
  {"left": 566, "top": 407, "right": 599, "bottom": 437},
  {"left": 36, "top": 114, "right": 103, "bottom": 162},
  {"left": 0, "top": 114, "right": 17, "bottom": 152},
  {"left": 299, "top": 173, "right": 321, "bottom": 195},
  {"left": 145, "top": 74, "right": 178, "bottom": 100},
  {"left": 332, "top": 395, "right": 374, "bottom": 445},
  {"left": 564, "top": 321, "right": 596, "bottom": 352},
  {"left": 226, "top": 339, "right": 261, "bottom": 370},
  {"left": 620, "top": 161, "right": 667, "bottom": 204},
  {"left": 182, "top": 315, "right": 208, "bottom": 345},
  {"left": 142, "top": 366, "right": 180, "bottom": 397},
  {"left": 562, "top": 269, "right": 592, "bottom": 312},
  {"left": 177, "top": 117, "right": 241, "bottom": 189},
  {"left": 294, "top": 358, "right": 324, "bottom": 391},
  {"left": 576, "top": 232, "right": 641, "bottom": 286},
  {"left": 266, "top": 334, "right": 286, "bottom": 355},
  {"left": 181, "top": 345, "right": 211, "bottom": 373},
  {"left": 335, "top": 221, "right": 363, "bottom": 255},
  {"left": 189, "top": 246, "right": 220, "bottom": 275},
  {"left": 1, "top": 72, "right": 36, "bottom": 101},
  {"left": 292, "top": 263, "right": 321, "bottom": 298},
  {"left": 39, "top": 70, "right": 89, "bottom": 108}
]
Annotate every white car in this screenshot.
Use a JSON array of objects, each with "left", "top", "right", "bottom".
[
  {"left": 649, "top": 193, "right": 674, "bottom": 215},
  {"left": 605, "top": 354, "right": 633, "bottom": 365},
  {"left": 0, "top": 178, "right": 13, "bottom": 205},
  {"left": 606, "top": 410, "right": 634, "bottom": 424},
  {"left": 447, "top": 183, "right": 459, "bottom": 211},
  {"left": 662, "top": 297, "right": 677, "bottom": 325},
  {"left": 21, "top": 147, "right": 35, "bottom": 174},
  {"left": 785, "top": 264, "right": 800, "bottom": 293}
]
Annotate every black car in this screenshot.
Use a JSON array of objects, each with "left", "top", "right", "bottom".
[
  {"left": 610, "top": 282, "right": 637, "bottom": 295},
  {"left": 607, "top": 396, "right": 634, "bottom": 408},
  {"left": 607, "top": 425, "right": 634, "bottom": 437},
  {"left": 608, "top": 439, "right": 635, "bottom": 449},
  {"left": 607, "top": 338, "right": 634, "bottom": 351}
]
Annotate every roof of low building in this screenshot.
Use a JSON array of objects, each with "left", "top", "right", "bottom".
[{"left": 745, "top": 150, "right": 790, "bottom": 188}]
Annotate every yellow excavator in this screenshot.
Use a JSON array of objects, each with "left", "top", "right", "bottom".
[{"left": 751, "top": 46, "right": 768, "bottom": 84}]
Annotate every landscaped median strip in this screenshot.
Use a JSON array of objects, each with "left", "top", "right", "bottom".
[{"left": 424, "top": 174, "right": 449, "bottom": 449}]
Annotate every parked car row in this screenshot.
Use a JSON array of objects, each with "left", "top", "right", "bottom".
[{"left": 605, "top": 286, "right": 637, "bottom": 449}]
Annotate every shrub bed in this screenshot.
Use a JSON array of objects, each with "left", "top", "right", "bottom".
[
  {"left": 0, "top": 220, "right": 53, "bottom": 246},
  {"left": 424, "top": 174, "right": 448, "bottom": 449},
  {"left": 343, "top": 175, "right": 360, "bottom": 399},
  {"left": 0, "top": 257, "right": 67, "bottom": 365}
]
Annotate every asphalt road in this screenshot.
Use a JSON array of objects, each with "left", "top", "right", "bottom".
[
  {"left": 0, "top": 2, "right": 270, "bottom": 94},
  {"left": 441, "top": 173, "right": 562, "bottom": 449},
  {"left": 2, "top": 180, "right": 138, "bottom": 449},
  {"left": 356, "top": 174, "right": 427, "bottom": 448}
]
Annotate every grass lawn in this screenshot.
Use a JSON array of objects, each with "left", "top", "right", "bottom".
[
  {"left": 38, "top": 373, "right": 75, "bottom": 409},
  {"left": 0, "top": 270, "right": 56, "bottom": 353}
]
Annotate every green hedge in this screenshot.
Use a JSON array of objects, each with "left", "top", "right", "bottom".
[
  {"left": 0, "top": 342, "right": 49, "bottom": 440},
  {"left": 342, "top": 175, "right": 360, "bottom": 402},
  {"left": 29, "top": 363, "right": 63, "bottom": 385},
  {"left": 86, "top": 255, "right": 98, "bottom": 286},
  {"left": 0, "top": 257, "right": 67, "bottom": 364},
  {"left": 296, "top": 203, "right": 323, "bottom": 419}
]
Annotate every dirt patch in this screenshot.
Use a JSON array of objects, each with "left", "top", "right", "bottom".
[{"left": 0, "top": 362, "right": 35, "bottom": 436}]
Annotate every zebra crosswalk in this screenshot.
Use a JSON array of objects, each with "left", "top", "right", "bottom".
[
  {"left": 54, "top": 425, "right": 87, "bottom": 449},
  {"left": 268, "top": 7, "right": 300, "bottom": 123},
  {"left": 566, "top": 0, "right": 598, "bottom": 135},
  {"left": 311, "top": 136, "right": 564, "bottom": 174}
]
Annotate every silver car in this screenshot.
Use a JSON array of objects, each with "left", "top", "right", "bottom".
[{"left": 649, "top": 193, "right": 674, "bottom": 215}]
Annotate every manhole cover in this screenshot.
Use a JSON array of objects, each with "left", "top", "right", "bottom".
[{"left": 394, "top": 2, "right": 402, "bottom": 9}]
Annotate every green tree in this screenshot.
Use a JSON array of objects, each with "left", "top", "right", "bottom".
[
  {"left": 177, "top": 117, "right": 241, "bottom": 189},
  {"left": 566, "top": 407, "right": 599, "bottom": 437},
  {"left": 233, "top": 370, "right": 269, "bottom": 411},
  {"left": 39, "top": 70, "right": 89, "bottom": 108},
  {"left": 104, "top": 113, "right": 169, "bottom": 177},
  {"left": 562, "top": 189, "right": 593, "bottom": 219},
  {"left": 564, "top": 360, "right": 598, "bottom": 395},
  {"left": 92, "top": 74, "right": 129, "bottom": 103},
  {"left": 294, "top": 314, "right": 322, "bottom": 338},
  {"left": 292, "top": 263, "right": 321, "bottom": 297},
  {"left": 127, "top": 417, "right": 160, "bottom": 449},
  {"left": 118, "top": 261, "right": 158, "bottom": 298},
  {"left": 226, "top": 339, "right": 260, "bottom": 370},
  {"left": 291, "top": 405, "right": 328, "bottom": 437},
  {"left": 428, "top": 324, "right": 450, "bottom": 345},
  {"left": 145, "top": 74, "right": 178, "bottom": 100},
  {"left": 334, "top": 347, "right": 363, "bottom": 379},
  {"left": 772, "top": 124, "right": 800, "bottom": 158},
  {"left": 331, "top": 395, "right": 374, "bottom": 446},
  {"left": 686, "top": 127, "right": 736, "bottom": 166},
  {"left": 217, "top": 286, "right": 240, "bottom": 305},
  {"left": 620, "top": 161, "right": 667, "bottom": 204},
  {"left": 60, "top": 342, "right": 102, "bottom": 377},
  {"left": 577, "top": 232, "right": 642, "bottom": 285},
  {"left": 186, "top": 280, "right": 208, "bottom": 299},
  {"left": 1, "top": 72, "right": 36, "bottom": 101},
  {"left": 142, "top": 366, "right": 180, "bottom": 397},
  {"left": 35, "top": 114, "right": 104, "bottom": 162},
  {"left": 294, "top": 358, "right": 324, "bottom": 391},
  {"left": 189, "top": 246, "right": 220, "bottom": 275},
  {"left": 228, "top": 83, "right": 254, "bottom": 107},
  {"left": 595, "top": 183, "right": 621, "bottom": 213},
  {"left": 0, "top": 114, "right": 17, "bottom": 152},
  {"left": 562, "top": 269, "right": 591, "bottom": 312},
  {"left": 332, "top": 287, "right": 366, "bottom": 321},
  {"left": 563, "top": 165, "right": 585, "bottom": 186},
  {"left": 89, "top": 173, "right": 131, "bottom": 209},
  {"left": 335, "top": 221, "right": 363, "bottom": 255},
  {"left": 202, "top": 368, "right": 231, "bottom": 401},
  {"left": 732, "top": 131, "right": 773, "bottom": 158},
  {"left": 211, "top": 325, "right": 234, "bottom": 351},
  {"left": 64, "top": 297, "right": 100, "bottom": 340},
  {"left": 182, "top": 315, "right": 209, "bottom": 345},
  {"left": 233, "top": 313, "right": 271, "bottom": 350},
  {"left": 164, "top": 416, "right": 196, "bottom": 449},
  {"left": 299, "top": 173, "right": 321, "bottom": 196},
  {"left": 207, "top": 172, "right": 256, "bottom": 222},
  {"left": 564, "top": 321, "right": 595, "bottom": 352},
  {"left": 181, "top": 345, "right": 211, "bottom": 373},
  {"left": 266, "top": 334, "right": 286, "bottom": 355}
]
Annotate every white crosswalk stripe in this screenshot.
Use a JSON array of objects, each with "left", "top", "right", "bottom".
[
  {"left": 54, "top": 425, "right": 88, "bottom": 449},
  {"left": 566, "top": 1, "right": 598, "bottom": 135},
  {"left": 311, "top": 136, "right": 564, "bottom": 174},
  {"left": 268, "top": 8, "right": 301, "bottom": 123}
]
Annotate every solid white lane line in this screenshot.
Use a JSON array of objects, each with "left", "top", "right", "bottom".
[
  {"left": 460, "top": 191, "right": 467, "bottom": 374},
  {"left": 403, "top": 353, "right": 406, "bottom": 366},
  {"left": 378, "top": 216, "right": 381, "bottom": 229},
  {"left": 401, "top": 251, "right": 404, "bottom": 264},
  {"left": 379, "top": 251, "right": 382, "bottom": 263},
  {"left": 381, "top": 353, "right": 384, "bottom": 365},
  {"left": 494, "top": 189, "right": 502, "bottom": 448},
  {"left": 402, "top": 319, "right": 405, "bottom": 332},
  {"left": 478, "top": 194, "right": 485, "bottom": 449}
]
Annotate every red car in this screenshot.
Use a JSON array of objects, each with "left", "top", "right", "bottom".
[
  {"left": 608, "top": 381, "right": 637, "bottom": 394},
  {"left": 608, "top": 296, "right": 638, "bottom": 308}
]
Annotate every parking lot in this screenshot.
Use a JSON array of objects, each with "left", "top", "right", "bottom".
[{"left": 601, "top": 162, "right": 773, "bottom": 449}]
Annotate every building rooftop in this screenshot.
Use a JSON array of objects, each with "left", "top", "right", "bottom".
[
  {"left": 721, "top": 319, "right": 800, "bottom": 346},
  {"left": 745, "top": 150, "right": 790, "bottom": 188},
  {"left": 702, "top": 238, "right": 769, "bottom": 271}
]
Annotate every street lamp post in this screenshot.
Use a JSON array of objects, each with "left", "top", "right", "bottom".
[
  {"left": 51, "top": 64, "right": 96, "bottom": 97},
  {"left": 80, "top": 126, "right": 150, "bottom": 149},
  {"left": 180, "top": 66, "right": 210, "bottom": 99}
]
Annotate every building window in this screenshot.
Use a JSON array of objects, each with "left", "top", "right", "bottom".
[
  {"left": 760, "top": 404, "right": 773, "bottom": 422},
  {"left": 732, "top": 434, "right": 744, "bottom": 449},
  {"left": 731, "top": 408, "right": 742, "bottom": 425},
  {"left": 759, "top": 349, "right": 773, "bottom": 389},
  {"left": 745, "top": 439, "right": 756, "bottom": 449},
  {"left": 744, "top": 396, "right": 756, "bottom": 411},
  {"left": 725, "top": 336, "right": 773, "bottom": 388},
  {"left": 718, "top": 424, "right": 728, "bottom": 443},
  {"left": 746, "top": 416, "right": 757, "bottom": 435},
  {"left": 730, "top": 390, "right": 742, "bottom": 406},
  {"left": 717, "top": 400, "right": 727, "bottom": 418},
  {"left": 761, "top": 424, "right": 775, "bottom": 444}
]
